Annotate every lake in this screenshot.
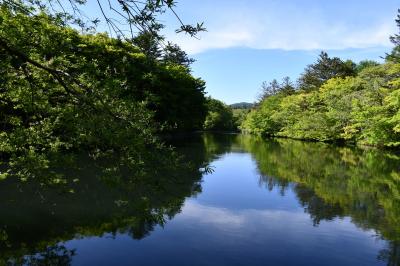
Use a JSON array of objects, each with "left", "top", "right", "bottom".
[{"left": 0, "top": 133, "right": 399, "bottom": 265}]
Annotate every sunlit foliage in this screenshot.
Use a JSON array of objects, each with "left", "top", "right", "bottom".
[{"left": 0, "top": 3, "right": 207, "bottom": 182}]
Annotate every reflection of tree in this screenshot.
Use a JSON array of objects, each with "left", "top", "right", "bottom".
[
  {"left": 238, "top": 135, "right": 400, "bottom": 266},
  {"left": 20, "top": 245, "right": 75, "bottom": 266},
  {"left": 168, "top": 133, "right": 235, "bottom": 162},
  {"left": 1, "top": 133, "right": 400, "bottom": 265},
  {"left": 0, "top": 143, "right": 205, "bottom": 264},
  {"left": 258, "top": 174, "right": 291, "bottom": 196},
  {"left": 378, "top": 241, "right": 400, "bottom": 266},
  {"left": 294, "top": 185, "right": 344, "bottom": 226}
]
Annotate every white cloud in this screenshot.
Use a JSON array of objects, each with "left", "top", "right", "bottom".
[{"left": 165, "top": 3, "right": 396, "bottom": 54}]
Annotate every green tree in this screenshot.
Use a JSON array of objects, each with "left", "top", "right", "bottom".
[
  {"left": 388, "top": 9, "right": 400, "bottom": 62},
  {"left": 297, "top": 51, "right": 356, "bottom": 92},
  {"left": 280, "top": 76, "right": 296, "bottom": 95},
  {"left": 0, "top": 4, "right": 207, "bottom": 183},
  {"left": 241, "top": 94, "right": 283, "bottom": 136},
  {"left": 356, "top": 60, "right": 380, "bottom": 73},
  {"left": 203, "top": 98, "right": 235, "bottom": 131},
  {"left": 258, "top": 77, "right": 295, "bottom": 102},
  {"left": 162, "top": 42, "right": 195, "bottom": 69},
  {"left": 258, "top": 79, "right": 281, "bottom": 101},
  {"left": 132, "top": 31, "right": 163, "bottom": 60}
]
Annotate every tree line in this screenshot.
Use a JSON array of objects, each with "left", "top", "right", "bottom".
[{"left": 241, "top": 10, "right": 400, "bottom": 148}]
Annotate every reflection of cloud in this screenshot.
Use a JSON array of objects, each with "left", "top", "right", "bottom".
[
  {"left": 179, "top": 200, "right": 381, "bottom": 242},
  {"left": 166, "top": 2, "right": 396, "bottom": 54},
  {"left": 182, "top": 201, "right": 247, "bottom": 227},
  {"left": 181, "top": 201, "right": 309, "bottom": 230}
]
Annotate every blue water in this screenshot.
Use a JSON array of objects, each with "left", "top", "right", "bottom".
[
  {"left": 63, "top": 153, "right": 387, "bottom": 266},
  {"left": 2, "top": 133, "right": 398, "bottom": 265}
]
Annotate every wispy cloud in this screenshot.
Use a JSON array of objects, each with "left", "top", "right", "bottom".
[{"left": 166, "top": 1, "right": 396, "bottom": 54}]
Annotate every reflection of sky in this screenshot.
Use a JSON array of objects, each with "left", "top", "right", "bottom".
[
  {"left": 66, "top": 152, "right": 387, "bottom": 266},
  {"left": 193, "top": 153, "right": 301, "bottom": 211}
]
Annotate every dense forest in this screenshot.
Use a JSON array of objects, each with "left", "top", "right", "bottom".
[
  {"left": 2, "top": 0, "right": 400, "bottom": 188},
  {"left": 0, "top": 1, "right": 209, "bottom": 183},
  {"left": 0, "top": 0, "right": 244, "bottom": 185},
  {"left": 241, "top": 11, "right": 400, "bottom": 148}
]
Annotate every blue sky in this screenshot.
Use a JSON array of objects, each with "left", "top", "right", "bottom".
[{"left": 83, "top": 0, "right": 399, "bottom": 104}]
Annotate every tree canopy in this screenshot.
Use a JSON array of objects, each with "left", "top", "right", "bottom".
[
  {"left": 0, "top": 1, "right": 207, "bottom": 183},
  {"left": 203, "top": 97, "right": 236, "bottom": 131},
  {"left": 297, "top": 51, "right": 357, "bottom": 92}
]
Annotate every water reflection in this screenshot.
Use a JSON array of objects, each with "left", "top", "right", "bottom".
[
  {"left": 238, "top": 134, "right": 400, "bottom": 266},
  {"left": 0, "top": 146, "right": 205, "bottom": 265},
  {"left": 0, "top": 133, "right": 399, "bottom": 265}
]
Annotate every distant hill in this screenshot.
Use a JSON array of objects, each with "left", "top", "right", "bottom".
[{"left": 229, "top": 102, "right": 254, "bottom": 109}]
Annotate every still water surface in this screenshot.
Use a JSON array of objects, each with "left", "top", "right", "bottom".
[{"left": 1, "top": 133, "right": 399, "bottom": 265}]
